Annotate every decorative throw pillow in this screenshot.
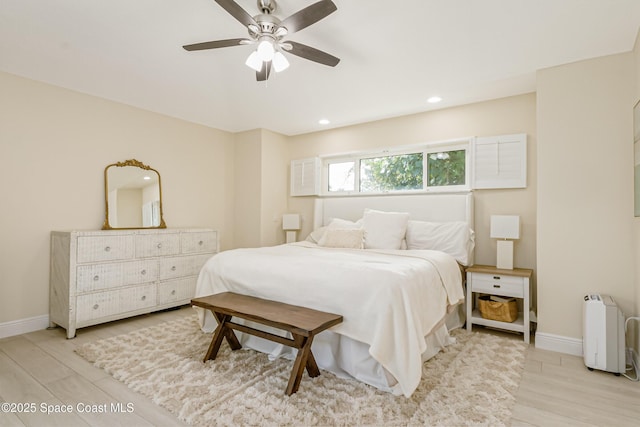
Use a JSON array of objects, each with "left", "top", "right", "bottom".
[
  {"left": 308, "top": 218, "right": 362, "bottom": 245},
  {"left": 362, "top": 209, "right": 409, "bottom": 250},
  {"left": 318, "top": 228, "right": 364, "bottom": 249}
]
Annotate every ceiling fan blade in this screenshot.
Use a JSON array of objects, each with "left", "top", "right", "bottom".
[
  {"left": 278, "top": 0, "right": 337, "bottom": 34},
  {"left": 183, "top": 38, "right": 250, "bottom": 51},
  {"left": 257, "top": 61, "right": 272, "bottom": 81},
  {"left": 215, "top": 0, "right": 258, "bottom": 28},
  {"left": 284, "top": 41, "right": 340, "bottom": 67}
]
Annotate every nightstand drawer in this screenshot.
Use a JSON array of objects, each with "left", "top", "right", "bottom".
[{"left": 471, "top": 273, "right": 524, "bottom": 298}]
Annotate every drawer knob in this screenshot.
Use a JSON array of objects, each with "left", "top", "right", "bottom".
[
  {"left": 141, "top": 269, "right": 146, "bottom": 275},
  {"left": 104, "top": 246, "right": 111, "bottom": 252},
  {"left": 93, "top": 304, "right": 99, "bottom": 310},
  {"left": 157, "top": 243, "right": 162, "bottom": 249},
  {"left": 141, "top": 295, "right": 146, "bottom": 301},
  {"left": 198, "top": 240, "right": 204, "bottom": 246},
  {"left": 93, "top": 275, "right": 99, "bottom": 281},
  {"left": 493, "top": 276, "right": 501, "bottom": 280},
  {"left": 493, "top": 284, "right": 501, "bottom": 288},
  {"left": 171, "top": 290, "right": 176, "bottom": 295},
  {"left": 171, "top": 266, "right": 176, "bottom": 271}
]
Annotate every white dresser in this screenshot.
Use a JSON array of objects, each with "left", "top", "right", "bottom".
[{"left": 50, "top": 229, "right": 217, "bottom": 338}]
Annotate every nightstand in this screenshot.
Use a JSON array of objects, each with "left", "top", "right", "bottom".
[{"left": 466, "top": 265, "right": 533, "bottom": 343}]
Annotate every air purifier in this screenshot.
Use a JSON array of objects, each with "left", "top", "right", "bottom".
[{"left": 582, "top": 294, "right": 625, "bottom": 374}]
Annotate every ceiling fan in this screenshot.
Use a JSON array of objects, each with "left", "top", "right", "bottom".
[{"left": 183, "top": 0, "right": 340, "bottom": 81}]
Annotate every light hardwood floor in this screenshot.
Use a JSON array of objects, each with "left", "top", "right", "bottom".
[{"left": 1, "top": 307, "right": 638, "bottom": 427}]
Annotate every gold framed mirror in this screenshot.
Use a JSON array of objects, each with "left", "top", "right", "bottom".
[{"left": 102, "top": 159, "right": 167, "bottom": 230}]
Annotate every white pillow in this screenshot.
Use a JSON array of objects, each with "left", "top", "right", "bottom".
[
  {"left": 318, "top": 228, "right": 364, "bottom": 249},
  {"left": 362, "top": 209, "right": 409, "bottom": 250},
  {"left": 305, "top": 226, "right": 328, "bottom": 244},
  {"left": 405, "top": 220, "right": 475, "bottom": 265}
]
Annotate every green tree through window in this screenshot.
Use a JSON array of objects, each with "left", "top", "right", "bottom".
[
  {"left": 428, "top": 150, "right": 466, "bottom": 186},
  {"left": 360, "top": 153, "right": 423, "bottom": 192}
]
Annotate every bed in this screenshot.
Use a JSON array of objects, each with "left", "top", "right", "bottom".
[{"left": 194, "top": 193, "right": 475, "bottom": 397}]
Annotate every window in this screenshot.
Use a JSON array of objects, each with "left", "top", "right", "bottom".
[
  {"left": 323, "top": 139, "right": 470, "bottom": 195},
  {"left": 360, "top": 153, "right": 423, "bottom": 192},
  {"left": 328, "top": 161, "right": 355, "bottom": 192},
  {"left": 427, "top": 149, "right": 466, "bottom": 187},
  {"left": 292, "top": 134, "right": 525, "bottom": 197}
]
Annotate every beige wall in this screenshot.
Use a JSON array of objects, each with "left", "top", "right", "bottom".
[
  {"left": 633, "top": 30, "right": 640, "bottom": 357},
  {"left": 536, "top": 53, "right": 636, "bottom": 342},
  {"left": 233, "top": 130, "right": 262, "bottom": 248},
  {"left": 287, "top": 94, "right": 538, "bottom": 276},
  {"left": 232, "top": 129, "right": 289, "bottom": 248},
  {"left": 0, "top": 71, "right": 235, "bottom": 325},
  {"left": 259, "top": 130, "right": 289, "bottom": 246}
]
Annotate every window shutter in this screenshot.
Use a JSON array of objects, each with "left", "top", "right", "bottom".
[
  {"left": 472, "top": 134, "right": 527, "bottom": 189},
  {"left": 290, "top": 157, "right": 321, "bottom": 196}
]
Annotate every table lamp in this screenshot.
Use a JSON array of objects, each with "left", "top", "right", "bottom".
[
  {"left": 490, "top": 215, "right": 520, "bottom": 269},
  {"left": 282, "top": 214, "right": 301, "bottom": 243}
]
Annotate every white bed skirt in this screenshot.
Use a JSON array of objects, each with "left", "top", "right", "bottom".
[{"left": 194, "top": 303, "right": 464, "bottom": 395}]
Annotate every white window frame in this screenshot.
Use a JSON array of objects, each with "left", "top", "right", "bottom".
[{"left": 320, "top": 138, "right": 472, "bottom": 196}]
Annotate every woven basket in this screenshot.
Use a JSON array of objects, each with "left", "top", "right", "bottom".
[{"left": 478, "top": 295, "right": 518, "bottom": 323}]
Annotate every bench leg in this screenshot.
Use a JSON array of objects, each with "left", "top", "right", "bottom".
[
  {"left": 204, "top": 313, "right": 242, "bottom": 362},
  {"left": 204, "top": 314, "right": 229, "bottom": 362},
  {"left": 286, "top": 335, "right": 316, "bottom": 395}
]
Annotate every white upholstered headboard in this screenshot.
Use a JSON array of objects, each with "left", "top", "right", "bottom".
[{"left": 313, "top": 193, "right": 474, "bottom": 230}]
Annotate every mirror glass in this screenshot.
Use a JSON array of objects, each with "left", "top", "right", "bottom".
[{"left": 102, "top": 159, "right": 166, "bottom": 229}]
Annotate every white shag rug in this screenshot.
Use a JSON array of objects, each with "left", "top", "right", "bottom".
[{"left": 76, "top": 314, "right": 527, "bottom": 426}]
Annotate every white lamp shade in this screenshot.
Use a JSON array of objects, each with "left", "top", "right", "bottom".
[
  {"left": 282, "top": 214, "right": 301, "bottom": 231},
  {"left": 245, "top": 51, "right": 263, "bottom": 72},
  {"left": 490, "top": 215, "right": 520, "bottom": 239},
  {"left": 257, "top": 39, "right": 275, "bottom": 61},
  {"left": 272, "top": 51, "right": 289, "bottom": 72}
]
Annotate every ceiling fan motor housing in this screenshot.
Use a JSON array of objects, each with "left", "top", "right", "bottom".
[{"left": 257, "top": 0, "right": 277, "bottom": 14}]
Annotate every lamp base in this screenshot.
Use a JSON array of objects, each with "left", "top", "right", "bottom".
[
  {"left": 285, "top": 231, "right": 297, "bottom": 244},
  {"left": 496, "top": 240, "right": 514, "bottom": 270}
]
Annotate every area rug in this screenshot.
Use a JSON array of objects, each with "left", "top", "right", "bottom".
[{"left": 76, "top": 314, "right": 527, "bottom": 426}]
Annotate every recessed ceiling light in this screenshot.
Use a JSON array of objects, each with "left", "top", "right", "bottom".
[
  {"left": 318, "top": 119, "right": 330, "bottom": 125},
  {"left": 427, "top": 96, "right": 442, "bottom": 104},
  {"left": 143, "top": 176, "right": 151, "bottom": 180}
]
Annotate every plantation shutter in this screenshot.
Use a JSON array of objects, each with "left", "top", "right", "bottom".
[
  {"left": 290, "top": 157, "right": 321, "bottom": 196},
  {"left": 472, "top": 134, "right": 527, "bottom": 189}
]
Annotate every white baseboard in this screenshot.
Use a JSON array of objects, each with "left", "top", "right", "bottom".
[
  {"left": 0, "top": 315, "right": 50, "bottom": 339},
  {"left": 534, "top": 331, "right": 583, "bottom": 356}
]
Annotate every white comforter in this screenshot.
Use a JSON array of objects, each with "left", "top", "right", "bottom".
[{"left": 195, "top": 241, "right": 464, "bottom": 397}]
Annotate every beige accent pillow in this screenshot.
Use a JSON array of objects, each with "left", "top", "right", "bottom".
[{"left": 318, "top": 228, "right": 364, "bottom": 249}]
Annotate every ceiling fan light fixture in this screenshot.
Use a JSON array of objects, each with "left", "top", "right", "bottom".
[
  {"left": 272, "top": 51, "right": 289, "bottom": 72},
  {"left": 245, "top": 51, "right": 263, "bottom": 71},
  {"left": 257, "top": 39, "right": 275, "bottom": 61}
]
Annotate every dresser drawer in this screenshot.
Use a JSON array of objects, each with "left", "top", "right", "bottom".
[
  {"left": 470, "top": 272, "right": 524, "bottom": 298},
  {"left": 76, "top": 284, "right": 156, "bottom": 322},
  {"left": 77, "top": 235, "right": 134, "bottom": 263},
  {"left": 123, "top": 260, "right": 159, "bottom": 285},
  {"left": 181, "top": 231, "right": 217, "bottom": 254},
  {"left": 160, "top": 254, "right": 211, "bottom": 280},
  {"left": 135, "top": 233, "right": 180, "bottom": 258},
  {"left": 120, "top": 284, "right": 157, "bottom": 313},
  {"left": 158, "top": 277, "right": 196, "bottom": 305},
  {"left": 77, "top": 264, "right": 124, "bottom": 293}
]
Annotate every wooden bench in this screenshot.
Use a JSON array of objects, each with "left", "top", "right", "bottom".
[{"left": 191, "top": 292, "right": 343, "bottom": 395}]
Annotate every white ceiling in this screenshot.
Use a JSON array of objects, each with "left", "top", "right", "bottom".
[{"left": 1, "top": 0, "right": 639, "bottom": 136}]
